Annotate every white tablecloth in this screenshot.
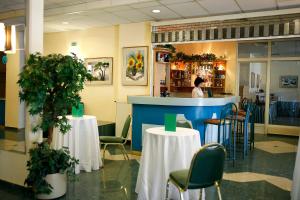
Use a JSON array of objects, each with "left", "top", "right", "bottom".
[
  {"left": 135, "top": 127, "right": 201, "bottom": 200},
  {"left": 52, "top": 115, "right": 102, "bottom": 174},
  {"left": 292, "top": 137, "right": 300, "bottom": 200}
]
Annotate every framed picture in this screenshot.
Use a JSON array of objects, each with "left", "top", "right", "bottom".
[
  {"left": 85, "top": 57, "right": 113, "bottom": 85},
  {"left": 256, "top": 74, "right": 260, "bottom": 88},
  {"left": 280, "top": 75, "right": 298, "bottom": 88},
  {"left": 122, "top": 46, "right": 148, "bottom": 85},
  {"left": 251, "top": 72, "right": 255, "bottom": 88}
]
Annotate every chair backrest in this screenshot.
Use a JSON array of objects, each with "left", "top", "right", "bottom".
[
  {"left": 176, "top": 114, "right": 193, "bottom": 129},
  {"left": 121, "top": 115, "right": 131, "bottom": 139},
  {"left": 220, "top": 103, "right": 236, "bottom": 122},
  {"left": 176, "top": 121, "right": 193, "bottom": 129},
  {"left": 186, "top": 143, "right": 226, "bottom": 189},
  {"left": 243, "top": 103, "right": 252, "bottom": 124}
]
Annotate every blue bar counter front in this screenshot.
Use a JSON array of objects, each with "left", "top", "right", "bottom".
[{"left": 128, "top": 96, "right": 238, "bottom": 152}]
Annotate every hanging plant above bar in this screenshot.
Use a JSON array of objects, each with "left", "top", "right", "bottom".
[{"left": 171, "top": 52, "right": 220, "bottom": 63}]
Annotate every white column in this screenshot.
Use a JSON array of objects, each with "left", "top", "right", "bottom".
[
  {"left": 25, "top": 0, "right": 44, "bottom": 150},
  {"left": 26, "top": 0, "right": 43, "bottom": 54}
]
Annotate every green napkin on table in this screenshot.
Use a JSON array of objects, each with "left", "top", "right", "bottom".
[
  {"left": 72, "top": 103, "right": 84, "bottom": 117},
  {"left": 164, "top": 113, "right": 176, "bottom": 132}
]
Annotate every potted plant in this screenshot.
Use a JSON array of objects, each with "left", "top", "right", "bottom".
[
  {"left": 25, "top": 142, "right": 78, "bottom": 199},
  {"left": 18, "top": 53, "right": 92, "bottom": 199}
]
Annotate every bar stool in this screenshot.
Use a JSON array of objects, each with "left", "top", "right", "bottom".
[
  {"left": 203, "top": 103, "right": 238, "bottom": 163},
  {"left": 236, "top": 103, "right": 256, "bottom": 150},
  {"left": 235, "top": 104, "right": 252, "bottom": 158}
]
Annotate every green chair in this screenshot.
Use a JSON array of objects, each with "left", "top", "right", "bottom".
[
  {"left": 165, "top": 143, "right": 226, "bottom": 200},
  {"left": 176, "top": 121, "right": 193, "bottom": 129},
  {"left": 100, "top": 115, "right": 131, "bottom": 165},
  {"left": 176, "top": 114, "right": 193, "bottom": 129}
]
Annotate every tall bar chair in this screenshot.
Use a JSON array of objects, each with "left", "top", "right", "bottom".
[
  {"left": 236, "top": 99, "right": 256, "bottom": 151},
  {"left": 234, "top": 104, "right": 252, "bottom": 158},
  {"left": 203, "top": 103, "right": 238, "bottom": 163}
]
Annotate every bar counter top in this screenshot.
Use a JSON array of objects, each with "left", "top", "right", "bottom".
[{"left": 128, "top": 95, "right": 239, "bottom": 106}]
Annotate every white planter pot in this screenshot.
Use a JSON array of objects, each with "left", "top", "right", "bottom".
[{"left": 36, "top": 173, "right": 67, "bottom": 199}]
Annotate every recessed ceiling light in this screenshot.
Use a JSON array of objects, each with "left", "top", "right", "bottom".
[
  {"left": 62, "top": 21, "right": 69, "bottom": 25},
  {"left": 152, "top": 9, "right": 160, "bottom": 13}
]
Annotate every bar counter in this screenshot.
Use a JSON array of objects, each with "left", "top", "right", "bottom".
[{"left": 128, "top": 95, "right": 239, "bottom": 151}]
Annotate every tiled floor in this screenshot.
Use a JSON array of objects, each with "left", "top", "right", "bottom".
[
  {"left": 0, "top": 127, "right": 25, "bottom": 153},
  {"left": 0, "top": 134, "right": 298, "bottom": 200}
]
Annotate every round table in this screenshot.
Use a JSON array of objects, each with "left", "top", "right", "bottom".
[
  {"left": 292, "top": 137, "right": 300, "bottom": 200},
  {"left": 135, "top": 126, "right": 201, "bottom": 200},
  {"left": 52, "top": 115, "right": 102, "bottom": 174}
]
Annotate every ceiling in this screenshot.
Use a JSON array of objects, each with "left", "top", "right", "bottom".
[{"left": 1, "top": 0, "right": 300, "bottom": 32}]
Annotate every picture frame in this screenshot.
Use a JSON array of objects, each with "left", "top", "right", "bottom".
[
  {"left": 251, "top": 72, "right": 255, "bottom": 88},
  {"left": 122, "top": 46, "right": 148, "bottom": 86},
  {"left": 256, "top": 74, "right": 260, "bottom": 89},
  {"left": 85, "top": 57, "right": 113, "bottom": 85},
  {"left": 280, "top": 75, "right": 298, "bottom": 88}
]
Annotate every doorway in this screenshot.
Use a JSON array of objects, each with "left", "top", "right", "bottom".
[{"left": 238, "top": 40, "right": 300, "bottom": 136}]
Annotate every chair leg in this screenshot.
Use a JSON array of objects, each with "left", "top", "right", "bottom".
[
  {"left": 118, "top": 145, "right": 127, "bottom": 160},
  {"left": 179, "top": 190, "right": 184, "bottom": 200},
  {"left": 103, "top": 144, "right": 108, "bottom": 165},
  {"left": 217, "top": 125, "right": 221, "bottom": 143},
  {"left": 251, "top": 121, "right": 255, "bottom": 149},
  {"left": 233, "top": 120, "right": 237, "bottom": 167},
  {"left": 122, "top": 186, "right": 128, "bottom": 200},
  {"left": 199, "top": 188, "right": 203, "bottom": 200},
  {"left": 121, "top": 144, "right": 130, "bottom": 160},
  {"left": 165, "top": 179, "right": 170, "bottom": 200},
  {"left": 203, "top": 123, "right": 207, "bottom": 145},
  {"left": 215, "top": 182, "right": 222, "bottom": 200}
]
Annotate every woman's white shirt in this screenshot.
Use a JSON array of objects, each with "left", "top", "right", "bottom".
[{"left": 192, "top": 87, "right": 204, "bottom": 98}]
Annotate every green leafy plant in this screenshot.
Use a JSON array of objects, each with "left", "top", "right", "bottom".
[
  {"left": 24, "top": 142, "right": 79, "bottom": 194},
  {"left": 171, "top": 52, "right": 218, "bottom": 62},
  {"left": 156, "top": 44, "right": 176, "bottom": 53},
  {"left": 18, "top": 53, "right": 92, "bottom": 144}
]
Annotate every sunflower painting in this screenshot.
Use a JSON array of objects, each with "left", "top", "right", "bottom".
[{"left": 122, "top": 46, "right": 148, "bottom": 85}]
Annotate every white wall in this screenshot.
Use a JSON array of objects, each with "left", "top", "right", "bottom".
[
  {"left": 239, "top": 63, "right": 249, "bottom": 86},
  {"left": 249, "top": 62, "right": 267, "bottom": 93},
  {"left": 239, "top": 62, "right": 267, "bottom": 100},
  {"left": 5, "top": 31, "right": 25, "bottom": 129},
  {"left": 44, "top": 23, "right": 151, "bottom": 122}
]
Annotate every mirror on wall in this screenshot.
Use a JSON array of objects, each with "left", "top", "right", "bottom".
[{"left": 0, "top": 0, "right": 26, "bottom": 153}]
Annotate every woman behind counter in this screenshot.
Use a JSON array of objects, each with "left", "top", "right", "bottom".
[{"left": 192, "top": 77, "right": 204, "bottom": 98}]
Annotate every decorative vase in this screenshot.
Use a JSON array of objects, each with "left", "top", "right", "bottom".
[{"left": 36, "top": 173, "right": 67, "bottom": 199}]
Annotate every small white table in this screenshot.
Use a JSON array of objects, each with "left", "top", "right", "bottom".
[
  {"left": 135, "top": 126, "right": 201, "bottom": 200},
  {"left": 292, "top": 137, "right": 300, "bottom": 200},
  {"left": 52, "top": 115, "right": 102, "bottom": 174}
]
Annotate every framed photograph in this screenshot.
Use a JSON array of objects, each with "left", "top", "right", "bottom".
[
  {"left": 122, "top": 46, "right": 148, "bottom": 85},
  {"left": 85, "top": 57, "right": 113, "bottom": 85},
  {"left": 256, "top": 74, "right": 260, "bottom": 88},
  {"left": 251, "top": 72, "right": 255, "bottom": 88},
  {"left": 280, "top": 75, "right": 298, "bottom": 88}
]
